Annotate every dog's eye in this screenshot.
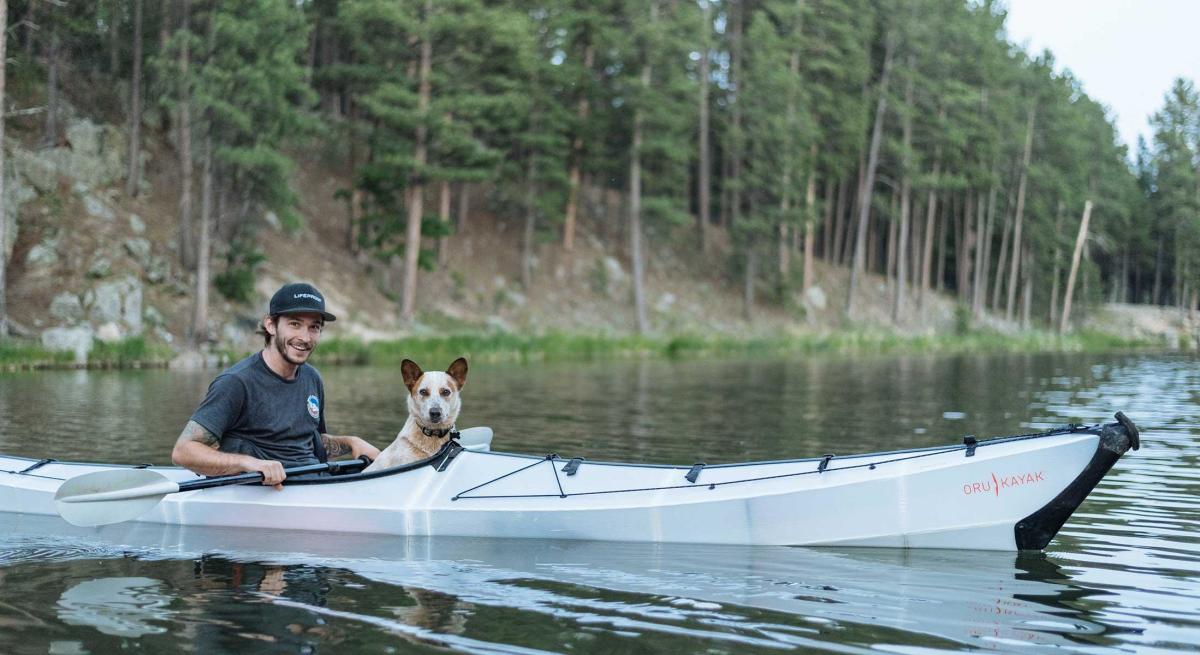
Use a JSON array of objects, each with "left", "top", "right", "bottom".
[
  {"left": 419, "top": 389, "right": 430, "bottom": 397},
  {"left": 440, "top": 388, "right": 450, "bottom": 397}
]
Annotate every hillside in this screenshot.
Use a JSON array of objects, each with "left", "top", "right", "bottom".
[{"left": 2, "top": 109, "right": 1196, "bottom": 364}]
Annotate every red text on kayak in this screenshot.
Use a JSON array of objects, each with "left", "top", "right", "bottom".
[{"left": 962, "top": 471, "right": 1045, "bottom": 496}]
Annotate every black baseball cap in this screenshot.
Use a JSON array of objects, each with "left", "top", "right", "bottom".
[{"left": 269, "top": 282, "right": 337, "bottom": 322}]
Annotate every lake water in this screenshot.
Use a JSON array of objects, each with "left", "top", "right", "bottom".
[{"left": 0, "top": 352, "right": 1196, "bottom": 653}]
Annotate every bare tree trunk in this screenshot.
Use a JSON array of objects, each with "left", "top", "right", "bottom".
[
  {"left": 177, "top": 0, "right": 194, "bottom": 270},
  {"left": 1059, "top": 200, "right": 1093, "bottom": 333},
  {"left": 727, "top": 0, "right": 745, "bottom": 234},
  {"left": 345, "top": 101, "right": 359, "bottom": 252},
  {"left": 696, "top": 0, "right": 711, "bottom": 253},
  {"left": 1152, "top": 234, "right": 1164, "bottom": 305},
  {"left": 970, "top": 191, "right": 985, "bottom": 309},
  {"left": 935, "top": 208, "right": 947, "bottom": 293},
  {"left": 845, "top": 154, "right": 865, "bottom": 267},
  {"left": 563, "top": 41, "right": 593, "bottom": 251},
  {"left": 991, "top": 183, "right": 1015, "bottom": 310},
  {"left": 629, "top": 3, "right": 654, "bottom": 335},
  {"left": 191, "top": 131, "right": 213, "bottom": 346},
  {"left": 803, "top": 163, "right": 816, "bottom": 292},
  {"left": 777, "top": 64, "right": 800, "bottom": 281},
  {"left": 41, "top": 19, "right": 60, "bottom": 148},
  {"left": 125, "top": 0, "right": 144, "bottom": 197},
  {"left": 910, "top": 198, "right": 922, "bottom": 286},
  {"left": 845, "top": 32, "right": 895, "bottom": 318},
  {"left": 1021, "top": 245, "right": 1033, "bottom": 328},
  {"left": 832, "top": 177, "right": 847, "bottom": 265},
  {"left": 110, "top": 0, "right": 121, "bottom": 74},
  {"left": 457, "top": 182, "right": 470, "bottom": 233},
  {"left": 0, "top": 0, "right": 8, "bottom": 336},
  {"left": 777, "top": 223, "right": 789, "bottom": 279},
  {"left": 521, "top": 157, "right": 536, "bottom": 291},
  {"left": 437, "top": 180, "right": 451, "bottom": 268},
  {"left": 918, "top": 158, "right": 940, "bottom": 307},
  {"left": 893, "top": 65, "right": 914, "bottom": 320},
  {"left": 821, "top": 178, "right": 834, "bottom": 261},
  {"left": 400, "top": 0, "right": 433, "bottom": 322},
  {"left": 743, "top": 240, "right": 756, "bottom": 321},
  {"left": 1048, "top": 201, "right": 1064, "bottom": 326},
  {"left": 957, "top": 192, "right": 973, "bottom": 303},
  {"left": 975, "top": 185, "right": 996, "bottom": 318},
  {"left": 885, "top": 193, "right": 897, "bottom": 281},
  {"left": 1006, "top": 104, "right": 1036, "bottom": 321}
]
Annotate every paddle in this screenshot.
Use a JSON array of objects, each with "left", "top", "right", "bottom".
[
  {"left": 54, "top": 458, "right": 368, "bottom": 528},
  {"left": 456, "top": 426, "right": 493, "bottom": 451},
  {"left": 53, "top": 426, "right": 495, "bottom": 527}
]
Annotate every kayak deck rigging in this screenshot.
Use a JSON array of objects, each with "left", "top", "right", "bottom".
[{"left": 444, "top": 424, "right": 1103, "bottom": 501}]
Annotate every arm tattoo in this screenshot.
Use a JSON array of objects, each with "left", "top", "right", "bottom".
[
  {"left": 176, "top": 420, "right": 219, "bottom": 448},
  {"left": 321, "top": 434, "right": 350, "bottom": 457}
]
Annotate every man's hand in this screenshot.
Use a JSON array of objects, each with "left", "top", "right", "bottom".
[
  {"left": 243, "top": 457, "right": 287, "bottom": 490},
  {"left": 322, "top": 434, "right": 380, "bottom": 462},
  {"left": 347, "top": 436, "right": 381, "bottom": 461},
  {"left": 174, "top": 421, "right": 285, "bottom": 490}
]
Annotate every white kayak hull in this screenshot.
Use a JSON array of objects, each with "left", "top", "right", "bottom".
[{"left": 0, "top": 418, "right": 1138, "bottom": 550}]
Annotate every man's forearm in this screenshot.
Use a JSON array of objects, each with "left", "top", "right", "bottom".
[
  {"left": 322, "top": 434, "right": 380, "bottom": 460},
  {"left": 321, "top": 434, "right": 353, "bottom": 458},
  {"left": 172, "top": 420, "right": 255, "bottom": 476}
]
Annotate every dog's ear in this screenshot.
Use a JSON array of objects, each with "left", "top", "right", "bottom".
[
  {"left": 446, "top": 357, "right": 468, "bottom": 390},
  {"left": 401, "top": 359, "right": 424, "bottom": 392}
]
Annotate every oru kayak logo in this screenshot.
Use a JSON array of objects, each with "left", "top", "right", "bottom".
[{"left": 963, "top": 471, "right": 1045, "bottom": 496}]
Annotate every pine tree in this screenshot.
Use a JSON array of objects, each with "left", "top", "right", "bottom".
[{"left": 186, "top": 0, "right": 316, "bottom": 340}]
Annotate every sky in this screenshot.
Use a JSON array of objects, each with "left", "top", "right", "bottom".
[{"left": 1002, "top": 0, "right": 1200, "bottom": 153}]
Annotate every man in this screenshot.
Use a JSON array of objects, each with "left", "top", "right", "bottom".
[{"left": 172, "top": 282, "right": 379, "bottom": 488}]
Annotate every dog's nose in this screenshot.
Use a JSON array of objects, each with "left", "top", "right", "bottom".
[{"left": 429, "top": 408, "right": 443, "bottom": 422}]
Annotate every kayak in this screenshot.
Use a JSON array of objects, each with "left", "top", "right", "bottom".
[{"left": 0, "top": 414, "right": 1139, "bottom": 550}]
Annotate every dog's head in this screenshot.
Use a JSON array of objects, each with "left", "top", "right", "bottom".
[{"left": 401, "top": 358, "right": 467, "bottom": 432}]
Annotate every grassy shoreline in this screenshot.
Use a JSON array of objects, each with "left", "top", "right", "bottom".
[{"left": 0, "top": 329, "right": 1163, "bottom": 372}]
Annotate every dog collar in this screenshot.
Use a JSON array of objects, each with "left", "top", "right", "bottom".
[{"left": 420, "top": 424, "right": 458, "bottom": 439}]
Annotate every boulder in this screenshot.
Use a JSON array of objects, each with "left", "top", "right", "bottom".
[
  {"left": 83, "top": 194, "right": 116, "bottom": 221},
  {"left": 87, "top": 255, "right": 112, "bottom": 278},
  {"left": 124, "top": 237, "right": 153, "bottom": 268},
  {"left": 129, "top": 213, "right": 146, "bottom": 234},
  {"left": 143, "top": 305, "right": 165, "bottom": 328},
  {"left": 49, "top": 293, "right": 85, "bottom": 323},
  {"left": 145, "top": 256, "right": 170, "bottom": 284},
  {"left": 803, "top": 285, "right": 827, "bottom": 312},
  {"left": 42, "top": 325, "right": 94, "bottom": 364},
  {"left": 63, "top": 119, "right": 126, "bottom": 188},
  {"left": 11, "top": 148, "right": 60, "bottom": 194},
  {"left": 26, "top": 239, "right": 59, "bottom": 269},
  {"left": 656, "top": 292, "right": 677, "bottom": 312},
  {"left": 88, "top": 276, "right": 143, "bottom": 333},
  {"left": 95, "top": 321, "right": 125, "bottom": 343},
  {"left": 169, "top": 350, "right": 208, "bottom": 370},
  {"left": 3, "top": 171, "right": 35, "bottom": 262},
  {"left": 65, "top": 119, "right": 103, "bottom": 157}
]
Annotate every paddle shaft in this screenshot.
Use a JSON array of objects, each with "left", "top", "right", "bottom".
[{"left": 177, "top": 457, "right": 370, "bottom": 492}]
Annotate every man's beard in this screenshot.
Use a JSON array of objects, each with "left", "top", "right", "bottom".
[{"left": 275, "top": 336, "right": 312, "bottom": 366}]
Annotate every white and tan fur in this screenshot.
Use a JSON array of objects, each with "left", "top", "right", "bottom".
[{"left": 364, "top": 358, "right": 468, "bottom": 472}]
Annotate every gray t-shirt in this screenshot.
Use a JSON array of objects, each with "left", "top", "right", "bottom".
[{"left": 190, "top": 352, "right": 327, "bottom": 468}]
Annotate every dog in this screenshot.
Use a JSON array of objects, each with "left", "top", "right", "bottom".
[{"left": 364, "top": 357, "right": 468, "bottom": 472}]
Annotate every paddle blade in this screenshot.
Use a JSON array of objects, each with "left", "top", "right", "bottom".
[
  {"left": 55, "top": 469, "right": 180, "bottom": 527},
  {"left": 457, "top": 426, "right": 493, "bottom": 452}
]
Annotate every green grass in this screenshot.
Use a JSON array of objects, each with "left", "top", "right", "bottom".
[
  {"left": 0, "top": 327, "right": 1162, "bottom": 372},
  {"left": 309, "top": 327, "right": 1158, "bottom": 367},
  {"left": 0, "top": 339, "right": 76, "bottom": 369},
  {"left": 88, "top": 336, "right": 176, "bottom": 368}
]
